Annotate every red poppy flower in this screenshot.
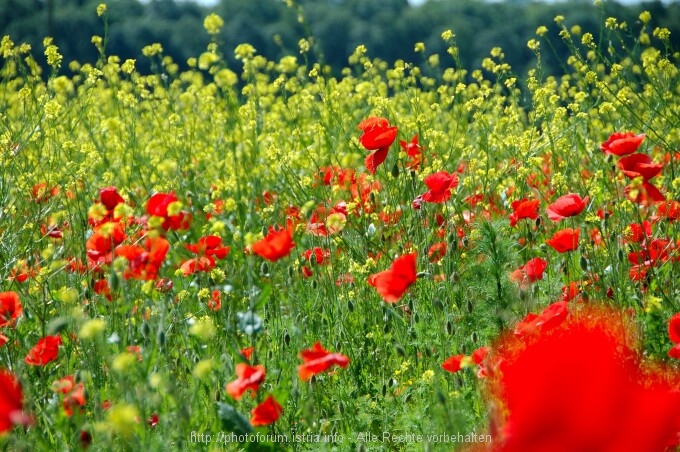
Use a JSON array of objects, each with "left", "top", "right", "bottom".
[
  {"left": 442, "top": 354, "right": 465, "bottom": 373},
  {"left": 251, "top": 223, "right": 295, "bottom": 261},
  {"left": 208, "top": 290, "right": 221, "bottom": 311},
  {"left": 250, "top": 395, "right": 283, "bottom": 427},
  {"left": 240, "top": 347, "right": 254, "bottom": 361},
  {"left": 509, "top": 198, "right": 540, "bottom": 227},
  {"left": 669, "top": 344, "right": 680, "bottom": 359},
  {"left": 146, "top": 192, "right": 192, "bottom": 231},
  {"left": 25, "top": 335, "right": 62, "bottom": 366},
  {"left": 421, "top": 171, "right": 458, "bottom": 203},
  {"left": 625, "top": 181, "right": 665, "bottom": 205},
  {"left": 115, "top": 236, "right": 169, "bottom": 280},
  {"left": 657, "top": 200, "right": 680, "bottom": 221},
  {"left": 185, "top": 235, "right": 230, "bottom": 259},
  {"left": 53, "top": 375, "right": 86, "bottom": 417},
  {"left": 428, "top": 242, "right": 448, "bottom": 262},
  {"left": 625, "top": 221, "right": 653, "bottom": 243},
  {"left": 358, "top": 117, "right": 397, "bottom": 175},
  {"left": 0, "top": 291, "right": 22, "bottom": 327},
  {"left": 0, "top": 368, "right": 31, "bottom": 432},
  {"left": 31, "top": 182, "right": 60, "bottom": 203},
  {"left": 368, "top": 252, "right": 418, "bottom": 303},
  {"left": 298, "top": 342, "right": 350, "bottom": 381},
  {"left": 509, "top": 257, "right": 547, "bottom": 288},
  {"left": 487, "top": 306, "right": 680, "bottom": 452},
  {"left": 617, "top": 153, "right": 664, "bottom": 181},
  {"left": 669, "top": 313, "right": 680, "bottom": 344},
  {"left": 225, "top": 363, "right": 265, "bottom": 400},
  {"left": 546, "top": 193, "right": 588, "bottom": 222},
  {"left": 400, "top": 135, "right": 423, "bottom": 170},
  {"left": 601, "top": 132, "right": 645, "bottom": 156},
  {"left": 0, "top": 335, "right": 8, "bottom": 348},
  {"left": 86, "top": 221, "right": 127, "bottom": 266},
  {"left": 545, "top": 228, "right": 580, "bottom": 253}
]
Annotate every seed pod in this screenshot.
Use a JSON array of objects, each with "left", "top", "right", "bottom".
[
  {"left": 391, "top": 163, "right": 400, "bottom": 178},
  {"left": 436, "top": 388, "right": 447, "bottom": 405},
  {"left": 157, "top": 330, "right": 166, "bottom": 349},
  {"left": 108, "top": 271, "right": 120, "bottom": 292}
]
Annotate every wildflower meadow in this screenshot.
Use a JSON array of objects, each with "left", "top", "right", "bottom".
[{"left": 2, "top": 3, "right": 680, "bottom": 451}]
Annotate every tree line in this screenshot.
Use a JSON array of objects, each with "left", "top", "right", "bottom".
[{"left": 2, "top": 0, "right": 679, "bottom": 79}]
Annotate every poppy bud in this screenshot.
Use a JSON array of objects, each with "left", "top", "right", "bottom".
[
  {"left": 395, "top": 344, "right": 406, "bottom": 357},
  {"left": 370, "top": 192, "right": 376, "bottom": 205},
  {"left": 471, "top": 332, "right": 478, "bottom": 343},
  {"left": 462, "top": 237, "right": 469, "bottom": 247},
  {"left": 142, "top": 321, "right": 150, "bottom": 338},
  {"left": 382, "top": 383, "right": 387, "bottom": 397},
  {"left": 467, "top": 299, "right": 473, "bottom": 313},
  {"left": 436, "top": 388, "right": 447, "bottom": 405},
  {"left": 108, "top": 271, "right": 120, "bottom": 292},
  {"left": 535, "top": 217, "right": 541, "bottom": 227},
  {"left": 348, "top": 300, "right": 354, "bottom": 312},
  {"left": 409, "top": 327, "right": 416, "bottom": 338},
  {"left": 448, "top": 233, "right": 457, "bottom": 246},
  {"left": 446, "top": 320, "right": 453, "bottom": 335},
  {"left": 389, "top": 378, "right": 396, "bottom": 387},
  {"left": 404, "top": 393, "right": 412, "bottom": 403},
  {"left": 519, "top": 289, "right": 528, "bottom": 301},
  {"left": 312, "top": 280, "right": 318, "bottom": 289},
  {"left": 157, "top": 330, "right": 166, "bottom": 349},
  {"left": 527, "top": 230, "right": 533, "bottom": 242},
  {"left": 338, "top": 401, "right": 344, "bottom": 415},
  {"left": 260, "top": 262, "right": 269, "bottom": 275},
  {"left": 284, "top": 329, "right": 290, "bottom": 346},
  {"left": 288, "top": 266, "right": 294, "bottom": 278},
  {"left": 391, "top": 163, "right": 400, "bottom": 178},
  {"left": 410, "top": 169, "right": 417, "bottom": 180},
  {"left": 432, "top": 298, "right": 444, "bottom": 311},
  {"left": 413, "top": 313, "right": 420, "bottom": 324},
  {"left": 617, "top": 248, "right": 625, "bottom": 262},
  {"left": 580, "top": 255, "right": 589, "bottom": 271},
  {"left": 450, "top": 271, "right": 460, "bottom": 283},
  {"left": 268, "top": 349, "right": 273, "bottom": 359},
  {"left": 384, "top": 323, "right": 390, "bottom": 333}
]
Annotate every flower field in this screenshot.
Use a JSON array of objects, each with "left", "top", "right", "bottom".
[{"left": 2, "top": 4, "right": 680, "bottom": 451}]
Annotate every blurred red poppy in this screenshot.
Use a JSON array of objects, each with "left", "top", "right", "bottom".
[
  {"left": 252, "top": 223, "right": 295, "bottom": 261},
  {"left": 115, "top": 236, "right": 169, "bottom": 280},
  {"left": 0, "top": 291, "right": 22, "bottom": 327},
  {"left": 422, "top": 171, "right": 458, "bottom": 203},
  {"left": 509, "top": 257, "right": 547, "bottom": 289},
  {"left": 601, "top": 132, "right": 645, "bottom": 156},
  {"left": 25, "top": 335, "right": 62, "bottom": 366},
  {"left": 0, "top": 368, "right": 31, "bottom": 432},
  {"left": 617, "top": 153, "right": 663, "bottom": 181},
  {"left": 400, "top": 134, "right": 423, "bottom": 170},
  {"left": 226, "top": 363, "right": 265, "bottom": 400},
  {"left": 298, "top": 342, "right": 350, "bottom": 381},
  {"left": 669, "top": 313, "right": 680, "bottom": 344},
  {"left": 486, "top": 306, "right": 680, "bottom": 452},
  {"left": 368, "top": 252, "right": 418, "bottom": 303},
  {"left": 358, "top": 116, "right": 397, "bottom": 175},
  {"left": 509, "top": 198, "right": 539, "bottom": 227},
  {"left": 545, "top": 228, "right": 580, "bottom": 253},
  {"left": 146, "top": 192, "right": 192, "bottom": 231},
  {"left": 250, "top": 395, "right": 283, "bottom": 427},
  {"left": 442, "top": 354, "right": 465, "bottom": 373},
  {"left": 546, "top": 193, "right": 588, "bottom": 222}
]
